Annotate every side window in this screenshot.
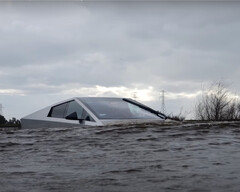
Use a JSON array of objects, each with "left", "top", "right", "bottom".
[
  {"left": 65, "top": 101, "right": 95, "bottom": 122},
  {"left": 49, "top": 103, "right": 68, "bottom": 118},
  {"left": 65, "top": 101, "right": 84, "bottom": 119},
  {"left": 48, "top": 100, "right": 95, "bottom": 122}
]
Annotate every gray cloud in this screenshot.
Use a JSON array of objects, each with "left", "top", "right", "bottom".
[{"left": 0, "top": 2, "right": 240, "bottom": 119}]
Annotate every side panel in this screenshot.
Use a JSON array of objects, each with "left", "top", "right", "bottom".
[{"left": 21, "top": 119, "right": 82, "bottom": 129}]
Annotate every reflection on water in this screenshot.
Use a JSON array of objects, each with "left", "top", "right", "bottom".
[{"left": 1, "top": 122, "right": 240, "bottom": 192}]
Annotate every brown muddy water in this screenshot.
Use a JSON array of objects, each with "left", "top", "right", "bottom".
[{"left": 1, "top": 122, "right": 240, "bottom": 192}]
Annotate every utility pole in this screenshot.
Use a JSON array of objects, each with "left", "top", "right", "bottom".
[
  {"left": 161, "top": 90, "right": 165, "bottom": 114},
  {"left": 132, "top": 92, "right": 138, "bottom": 100}
]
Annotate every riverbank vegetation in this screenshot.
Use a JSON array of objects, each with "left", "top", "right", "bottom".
[
  {"left": 195, "top": 82, "right": 240, "bottom": 121},
  {"left": 0, "top": 115, "right": 21, "bottom": 127},
  {"left": 166, "top": 81, "right": 240, "bottom": 122}
]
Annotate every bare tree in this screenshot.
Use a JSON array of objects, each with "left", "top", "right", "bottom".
[{"left": 195, "top": 82, "right": 240, "bottom": 121}]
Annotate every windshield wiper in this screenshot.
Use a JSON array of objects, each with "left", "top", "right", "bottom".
[{"left": 123, "top": 98, "right": 167, "bottom": 120}]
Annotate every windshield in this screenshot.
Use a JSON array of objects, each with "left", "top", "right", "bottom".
[{"left": 79, "top": 97, "right": 160, "bottom": 120}]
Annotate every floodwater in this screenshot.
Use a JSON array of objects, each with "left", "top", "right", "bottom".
[{"left": 1, "top": 122, "right": 240, "bottom": 192}]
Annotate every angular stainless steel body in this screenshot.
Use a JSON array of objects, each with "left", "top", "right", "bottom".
[{"left": 21, "top": 97, "right": 165, "bottom": 129}]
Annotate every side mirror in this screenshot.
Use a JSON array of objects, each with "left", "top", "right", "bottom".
[
  {"left": 65, "top": 112, "right": 85, "bottom": 124},
  {"left": 65, "top": 112, "right": 79, "bottom": 120}
]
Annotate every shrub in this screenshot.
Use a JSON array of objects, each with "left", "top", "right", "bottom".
[{"left": 195, "top": 82, "right": 240, "bottom": 121}]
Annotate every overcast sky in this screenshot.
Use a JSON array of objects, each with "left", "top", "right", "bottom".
[{"left": 0, "top": 1, "right": 240, "bottom": 119}]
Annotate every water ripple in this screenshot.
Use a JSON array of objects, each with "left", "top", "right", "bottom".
[{"left": 1, "top": 122, "right": 240, "bottom": 192}]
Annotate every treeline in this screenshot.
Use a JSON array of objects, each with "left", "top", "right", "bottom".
[{"left": 0, "top": 115, "right": 21, "bottom": 127}]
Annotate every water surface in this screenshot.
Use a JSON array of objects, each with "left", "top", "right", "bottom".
[{"left": 1, "top": 122, "right": 240, "bottom": 192}]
